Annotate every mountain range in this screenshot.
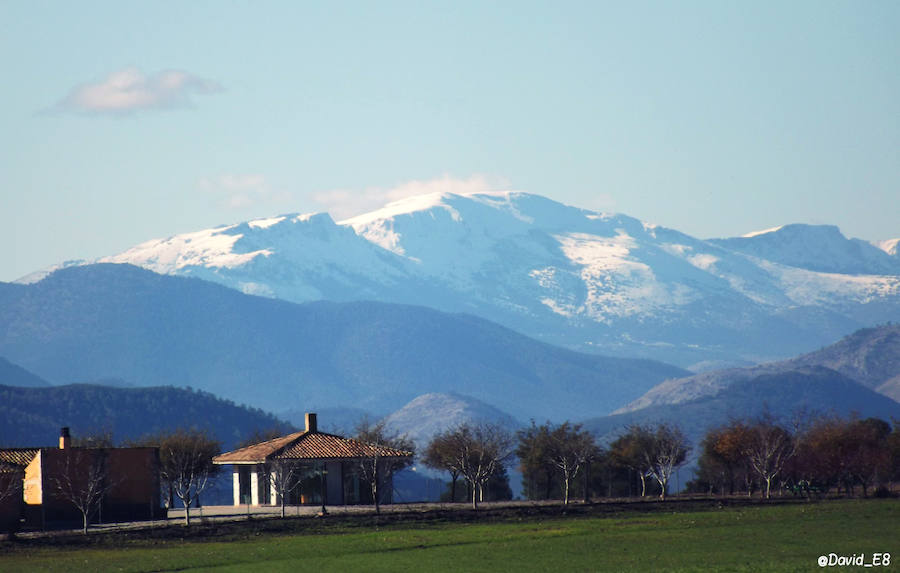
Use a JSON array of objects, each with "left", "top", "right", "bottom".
[
  {"left": 616, "top": 324, "right": 900, "bottom": 413},
  {"left": 581, "top": 325, "right": 900, "bottom": 457},
  {"left": 583, "top": 365, "right": 900, "bottom": 459},
  {"left": 0, "top": 263, "right": 685, "bottom": 421},
  {"left": 28, "top": 191, "right": 897, "bottom": 369},
  {"left": 6, "top": 190, "right": 900, "bottom": 482}
]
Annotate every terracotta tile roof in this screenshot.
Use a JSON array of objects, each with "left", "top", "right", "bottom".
[
  {"left": 213, "top": 432, "right": 412, "bottom": 464},
  {"left": 0, "top": 448, "right": 39, "bottom": 468},
  {"left": 276, "top": 432, "right": 412, "bottom": 460},
  {"left": 213, "top": 432, "right": 305, "bottom": 464}
]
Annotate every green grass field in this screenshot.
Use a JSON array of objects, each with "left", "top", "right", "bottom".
[{"left": 1, "top": 499, "right": 897, "bottom": 572}]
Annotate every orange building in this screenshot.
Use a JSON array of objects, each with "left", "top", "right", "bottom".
[{"left": 0, "top": 428, "right": 164, "bottom": 529}]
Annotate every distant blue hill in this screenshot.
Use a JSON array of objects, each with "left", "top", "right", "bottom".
[
  {"left": 583, "top": 366, "right": 900, "bottom": 449},
  {"left": 0, "top": 263, "right": 687, "bottom": 421},
  {"left": 0, "top": 382, "right": 291, "bottom": 451},
  {"left": 0, "top": 355, "right": 50, "bottom": 387}
]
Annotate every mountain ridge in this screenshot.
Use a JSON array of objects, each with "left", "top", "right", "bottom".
[
  {"left": 0, "top": 381, "right": 291, "bottom": 450},
  {"left": 584, "top": 366, "right": 900, "bottom": 452},
  {"left": 617, "top": 324, "right": 900, "bottom": 414},
  {"left": 0, "top": 263, "right": 685, "bottom": 421},
  {"left": 23, "top": 191, "right": 900, "bottom": 368}
]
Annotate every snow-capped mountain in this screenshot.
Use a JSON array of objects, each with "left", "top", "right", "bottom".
[
  {"left": 709, "top": 224, "right": 900, "bottom": 276},
  {"left": 27, "top": 191, "right": 900, "bottom": 367}
]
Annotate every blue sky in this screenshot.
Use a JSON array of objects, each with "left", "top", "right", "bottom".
[{"left": 2, "top": 1, "right": 898, "bottom": 281}]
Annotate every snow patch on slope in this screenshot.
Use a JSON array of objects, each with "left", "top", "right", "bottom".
[
  {"left": 742, "top": 225, "right": 785, "bottom": 238},
  {"left": 876, "top": 238, "right": 900, "bottom": 256},
  {"left": 248, "top": 216, "right": 287, "bottom": 229},
  {"left": 759, "top": 261, "right": 900, "bottom": 306},
  {"left": 555, "top": 231, "right": 697, "bottom": 320},
  {"left": 100, "top": 226, "right": 272, "bottom": 273}
]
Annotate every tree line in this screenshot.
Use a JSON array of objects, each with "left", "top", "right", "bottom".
[
  {"left": 421, "top": 414, "right": 900, "bottom": 506},
  {"left": 419, "top": 420, "right": 692, "bottom": 505},
  {"left": 691, "top": 414, "right": 900, "bottom": 498},
  {"left": 32, "top": 411, "right": 900, "bottom": 534}
]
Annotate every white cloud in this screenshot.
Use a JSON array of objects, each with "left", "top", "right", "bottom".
[
  {"left": 311, "top": 174, "right": 509, "bottom": 220},
  {"left": 199, "top": 174, "right": 293, "bottom": 209},
  {"left": 55, "top": 68, "right": 222, "bottom": 115}
]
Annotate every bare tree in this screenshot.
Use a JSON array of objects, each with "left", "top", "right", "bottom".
[
  {"left": 0, "top": 467, "right": 20, "bottom": 506},
  {"left": 72, "top": 429, "right": 115, "bottom": 448},
  {"left": 743, "top": 417, "right": 794, "bottom": 499},
  {"left": 354, "top": 418, "right": 415, "bottom": 514},
  {"left": 423, "top": 432, "right": 464, "bottom": 502},
  {"left": 267, "top": 458, "right": 309, "bottom": 518},
  {"left": 544, "top": 422, "right": 599, "bottom": 505},
  {"left": 696, "top": 423, "right": 754, "bottom": 496},
  {"left": 155, "top": 429, "right": 221, "bottom": 525},
  {"left": 51, "top": 448, "right": 115, "bottom": 534},
  {"left": 515, "top": 421, "right": 557, "bottom": 501},
  {"left": 443, "top": 423, "right": 514, "bottom": 510},
  {"left": 0, "top": 465, "right": 24, "bottom": 535},
  {"left": 609, "top": 426, "right": 654, "bottom": 497},
  {"left": 888, "top": 419, "right": 900, "bottom": 491},
  {"left": 843, "top": 418, "right": 891, "bottom": 497},
  {"left": 641, "top": 423, "right": 690, "bottom": 500},
  {"left": 792, "top": 415, "right": 890, "bottom": 497}
]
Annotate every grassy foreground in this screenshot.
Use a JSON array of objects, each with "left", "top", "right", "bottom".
[{"left": 1, "top": 499, "right": 897, "bottom": 572}]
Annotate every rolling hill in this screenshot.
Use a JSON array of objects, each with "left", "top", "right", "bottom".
[
  {"left": 584, "top": 366, "right": 900, "bottom": 452},
  {"left": 616, "top": 324, "right": 900, "bottom": 413},
  {"left": 0, "top": 263, "right": 686, "bottom": 421},
  {"left": 0, "top": 381, "right": 291, "bottom": 451}
]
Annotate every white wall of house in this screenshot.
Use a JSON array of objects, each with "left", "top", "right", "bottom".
[
  {"left": 229, "top": 459, "right": 403, "bottom": 507},
  {"left": 231, "top": 465, "right": 270, "bottom": 506},
  {"left": 249, "top": 468, "right": 260, "bottom": 505}
]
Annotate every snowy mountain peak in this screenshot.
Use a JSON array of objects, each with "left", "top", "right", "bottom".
[
  {"left": 340, "top": 191, "right": 467, "bottom": 226},
  {"left": 21, "top": 190, "right": 900, "bottom": 367},
  {"left": 343, "top": 191, "right": 604, "bottom": 233},
  {"left": 96, "top": 211, "right": 355, "bottom": 276},
  {"left": 711, "top": 223, "right": 899, "bottom": 275},
  {"left": 734, "top": 223, "right": 844, "bottom": 242}
]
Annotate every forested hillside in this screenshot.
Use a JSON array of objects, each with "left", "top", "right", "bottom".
[{"left": 0, "top": 383, "right": 292, "bottom": 450}]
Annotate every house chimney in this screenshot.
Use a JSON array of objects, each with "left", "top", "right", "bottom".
[
  {"left": 59, "top": 427, "right": 71, "bottom": 449},
  {"left": 305, "top": 413, "right": 317, "bottom": 433}
]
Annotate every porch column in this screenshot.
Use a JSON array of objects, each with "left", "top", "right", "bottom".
[
  {"left": 232, "top": 468, "right": 241, "bottom": 506},
  {"left": 250, "top": 468, "right": 260, "bottom": 506},
  {"left": 270, "top": 472, "right": 278, "bottom": 505}
]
